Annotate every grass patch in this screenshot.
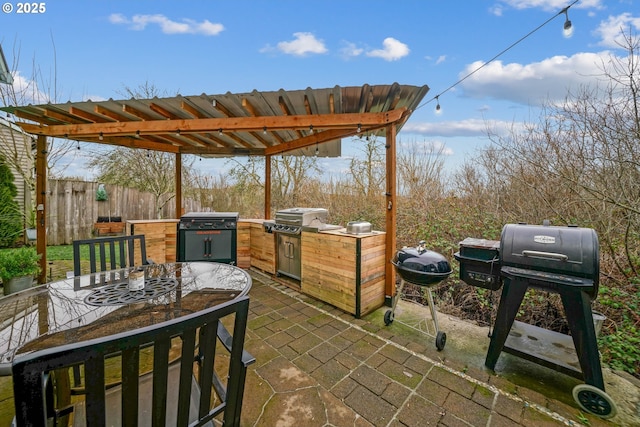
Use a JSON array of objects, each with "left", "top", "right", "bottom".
[{"left": 46, "top": 244, "right": 74, "bottom": 260}]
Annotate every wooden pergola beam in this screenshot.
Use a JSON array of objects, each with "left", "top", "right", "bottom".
[
  {"left": 385, "top": 124, "right": 398, "bottom": 302},
  {"left": 14, "top": 109, "right": 407, "bottom": 140},
  {"left": 36, "top": 135, "right": 47, "bottom": 284}
]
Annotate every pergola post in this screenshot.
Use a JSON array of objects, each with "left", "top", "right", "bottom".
[
  {"left": 264, "top": 155, "right": 271, "bottom": 219},
  {"left": 35, "top": 135, "right": 47, "bottom": 284},
  {"left": 176, "top": 153, "right": 182, "bottom": 217},
  {"left": 384, "top": 124, "right": 397, "bottom": 306}
]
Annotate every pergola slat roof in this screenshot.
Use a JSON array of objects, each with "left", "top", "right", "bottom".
[
  {"left": 2, "top": 82, "right": 429, "bottom": 299},
  {"left": 2, "top": 83, "right": 429, "bottom": 157}
]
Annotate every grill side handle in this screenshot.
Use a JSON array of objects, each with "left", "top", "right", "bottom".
[{"left": 522, "top": 250, "right": 568, "bottom": 261}]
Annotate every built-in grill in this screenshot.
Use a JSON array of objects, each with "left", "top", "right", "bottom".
[
  {"left": 272, "top": 207, "right": 328, "bottom": 234},
  {"left": 456, "top": 221, "right": 616, "bottom": 418},
  {"left": 273, "top": 208, "right": 328, "bottom": 280},
  {"left": 177, "top": 212, "right": 238, "bottom": 264}
]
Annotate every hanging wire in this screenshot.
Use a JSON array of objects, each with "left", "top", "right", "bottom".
[{"left": 417, "top": 0, "right": 579, "bottom": 111}]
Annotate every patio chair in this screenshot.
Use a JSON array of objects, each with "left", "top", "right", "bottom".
[
  {"left": 72, "top": 234, "right": 154, "bottom": 277},
  {"left": 11, "top": 295, "right": 254, "bottom": 427}
]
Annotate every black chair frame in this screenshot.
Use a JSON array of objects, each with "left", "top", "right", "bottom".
[
  {"left": 12, "top": 295, "right": 254, "bottom": 427},
  {"left": 73, "top": 234, "right": 152, "bottom": 277}
]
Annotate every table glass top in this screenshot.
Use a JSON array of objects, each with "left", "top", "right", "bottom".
[{"left": 0, "top": 262, "right": 251, "bottom": 368}]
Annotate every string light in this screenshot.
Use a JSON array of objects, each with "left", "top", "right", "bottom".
[
  {"left": 562, "top": 7, "right": 572, "bottom": 31},
  {"left": 99, "top": 132, "right": 104, "bottom": 141},
  {"left": 419, "top": 0, "right": 579, "bottom": 112},
  {"left": 357, "top": 123, "right": 361, "bottom": 133},
  {"left": 263, "top": 126, "right": 267, "bottom": 135},
  {"left": 218, "top": 128, "right": 223, "bottom": 136}
]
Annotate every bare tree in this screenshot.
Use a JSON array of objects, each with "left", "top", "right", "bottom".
[
  {"left": 84, "top": 82, "right": 191, "bottom": 218},
  {"left": 348, "top": 135, "right": 386, "bottom": 198},
  {"left": 270, "top": 155, "right": 320, "bottom": 208},
  {"left": 468, "top": 28, "right": 640, "bottom": 282},
  {"left": 0, "top": 37, "right": 77, "bottom": 203}
]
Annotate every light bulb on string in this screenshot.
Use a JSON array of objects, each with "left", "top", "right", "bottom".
[{"left": 562, "top": 7, "right": 574, "bottom": 38}]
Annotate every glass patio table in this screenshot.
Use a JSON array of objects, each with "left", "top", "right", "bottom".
[{"left": 0, "top": 261, "right": 252, "bottom": 375}]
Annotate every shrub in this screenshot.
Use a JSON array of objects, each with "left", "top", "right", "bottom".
[
  {"left": 0, "top": 246, "right": 41, "bottom": 282},
  {"left": 0, "top": 156, "right": 22, "bottom": 247}
]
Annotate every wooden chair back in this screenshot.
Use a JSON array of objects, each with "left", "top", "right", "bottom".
[{"left": 11, "top": 295, "right": 254, "bottom": 427}]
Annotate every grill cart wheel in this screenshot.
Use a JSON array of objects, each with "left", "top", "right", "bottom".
[
  {"left": 435, "top": 331, "right": 446, "bottom": 351},
  {"left": 572, "top": 384, "right": 617, "bottom": 419},
  {"left": 384, "top": 309, "right": 394, "bottom": 325}
]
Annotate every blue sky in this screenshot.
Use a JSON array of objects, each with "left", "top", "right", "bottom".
[{"left": 1, "top": 0, "right": 638, "bottom": 179}]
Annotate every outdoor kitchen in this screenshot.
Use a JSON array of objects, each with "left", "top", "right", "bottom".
[{"left": 166, "top": 207, "right": 387, "bottom": 317}]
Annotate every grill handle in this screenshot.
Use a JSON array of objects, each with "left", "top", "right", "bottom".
[{"left": 522, "top": 250, "right": 568, "bottom": 261}]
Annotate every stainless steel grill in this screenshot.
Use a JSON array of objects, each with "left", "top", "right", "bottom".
[
  {"left": 273, "top": 208, "right": 328, "bottom": 281},
  {"left": 272, "top": 208, "right": 328, "bottom": 234}
]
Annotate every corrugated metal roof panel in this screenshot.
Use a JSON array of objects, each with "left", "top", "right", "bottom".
[{"left": 1, "top": 83, "right": 428, "bottom": 157}]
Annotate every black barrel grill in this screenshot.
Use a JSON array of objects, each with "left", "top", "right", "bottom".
[{"left": 455, "top": 222, "right": 616, "bottom": 418}]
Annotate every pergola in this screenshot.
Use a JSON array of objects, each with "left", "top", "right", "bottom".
[{"left": 1, "top": 82, "right": 429, "bottom": 303}]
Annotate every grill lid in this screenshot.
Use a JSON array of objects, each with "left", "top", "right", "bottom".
[
  {"left": 500, "top": 222, "right": 599, "bottom": 293},
  {"left": 392, "top": 241, "right": 453, "bottom": 286},
  {"left": 275, "top": 208, "right": 328, "bottom": 225}
]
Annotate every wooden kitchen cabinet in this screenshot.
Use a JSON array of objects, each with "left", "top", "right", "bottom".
[
  {"left": 301, "top": 230, "right": 386, "bottom": 317},
  {"left": 249, "top": 221, "right": 276, "bottom": 274},
  {"left": 236, "top": 221, "right": 251, "bottom": 269},
  {"left": 126, "top": 219, "right": 179, "bottom": 263}
]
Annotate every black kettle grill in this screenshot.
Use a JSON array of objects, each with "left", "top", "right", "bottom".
[{"left": 385, "top": 241, "right": 453, "bottom": 351}]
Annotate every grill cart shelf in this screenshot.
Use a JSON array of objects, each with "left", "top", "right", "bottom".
[{"left": 455, "top": 223, "right": 618, "bottom": 419}]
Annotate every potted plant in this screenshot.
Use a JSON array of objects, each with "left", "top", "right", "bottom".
[
  {"left": 25, "top": 208, "right": 37, "bottom": 241},
  {"left": 0, "top": 246, "right": 41, "bottom": 294}
]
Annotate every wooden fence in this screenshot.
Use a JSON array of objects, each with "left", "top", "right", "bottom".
[{"left": 45, "top": 179, "right": 203, "bottom": 245}]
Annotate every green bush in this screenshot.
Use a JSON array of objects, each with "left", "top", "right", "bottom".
[
  {"left": 0, "top": 156, "right": 22, "bottom": 247},
  {"left": 0, "top": 246, "right": 41, "bottom": 282}
]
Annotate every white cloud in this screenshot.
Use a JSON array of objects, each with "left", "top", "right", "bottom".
[
  {"left": 403, "top": 118, "right": 520, "bottom": 138},
  {"left": 413, "top": 139, "right": 454, "bottom": 156},
  {"left": 366, "top": 38, "right": 410, "bottom": 61},
  {"left": 108, "top": 13, "right": 224, "bottom": 36},
  {"left": 594, "top": 13, "right": 640, "bottom": 49},
  {"left": 6, "top": 70, "right": 50, "bottom": 104},
  {"left": 458, "top": 51, "right": 615, "bottom": 105},
  {"left": 489, "top": 5, "right": 504, "bottom": 17},
  {"left": 276, "top": 32, "right": 328, "bottom": 56},
  {"left": 497, "top": 0, "right": 604, "bottom": 13},
  {"left": 339, "top": 42, "right": 364, "bottom": 59},
  {"left": 435, "top": 55, "right": 447, "bottom": 65}
]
